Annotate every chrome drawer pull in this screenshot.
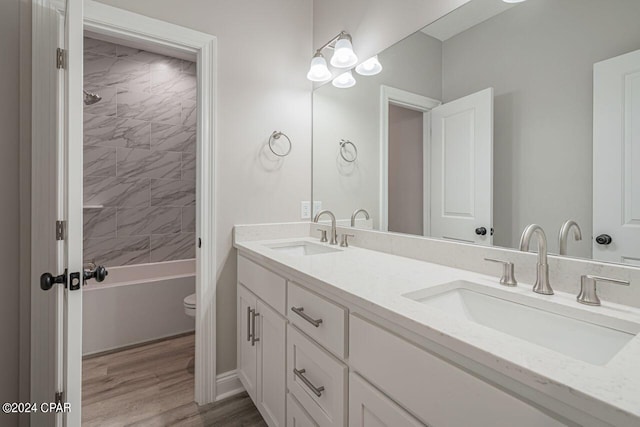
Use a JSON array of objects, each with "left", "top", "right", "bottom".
[
  {"left": 293, "top": 368, "right": 325, "bottom": 397},
  {"left": 251, "top": 309, "right": 260, "bottom": 346},
  {"left": 291, "top": 306, "right": 323, "bottom": 328},
  {"left": 246, "top": 307, "right": 252, "bottom": 342}
]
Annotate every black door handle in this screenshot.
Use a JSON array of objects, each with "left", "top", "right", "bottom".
[
  {"left": 83, "top": 265, "right": 108, "bottom": 283},
  {"left": 475, "top": 227, "right": 487, "bottom": 236},
  {"left": 595, "top": 234, "right": 612, "bottom": 245},
  {"left": 40, "top": 270, "right": 67, "bottom": 291}
]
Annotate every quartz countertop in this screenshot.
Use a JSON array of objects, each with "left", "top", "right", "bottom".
[{"left": 234, "top": 236, "right": 640, "bottom": 426}]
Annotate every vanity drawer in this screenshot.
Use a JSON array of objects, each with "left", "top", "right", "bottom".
[
  {"left": 288, "top": 282, "right": 347, "bottom": 358},
  {"left": 349, "top": 315, "right": 566, "bottom": 427},
  {"left": 238, "top": 255, "right": 286, "bottom": 315},
  {"left": 287, "top": 393, "right": 318, "bottom": 427},
  {"left": 287, "top": 325, "right": 347, "bottom": 427}
]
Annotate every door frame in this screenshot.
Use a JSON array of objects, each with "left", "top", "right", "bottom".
[
  {"left": 379, "top": 85, "right": 441, "bottom": 233},
  {"left": 31, "top": 0, "right": 219, "bottom": 411}
]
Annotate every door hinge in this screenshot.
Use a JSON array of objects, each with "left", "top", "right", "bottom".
[
  {"left": 56, "top": 220, "right": 66, "bottom": 241},
  {"left": 56, "top": 48, "right": 66, "bottom": 69},
  {"left": 55, "top": 391, "right": 64, "bottom": 404}
]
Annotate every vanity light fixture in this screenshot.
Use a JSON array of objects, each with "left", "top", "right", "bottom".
[
  {"left": 330, "top": 33, "right": 358, "bottom": 68},
  {"left": 307, "top": 31, "right": 358, "bottom": 82},
  {"left": 355, "top": 55, "right": 382, "bottom": 76},
  {"left": 502, "top": 0, "right": 527, "bottom": 3},
  {"left": 306, "top": 52, "right": 332, "bottom": 82},
  {"left": 332, "top": 70, "right": 356, "bottom": 89}
]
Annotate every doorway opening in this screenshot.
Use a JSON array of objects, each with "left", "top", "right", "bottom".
[
  {"left": 387, "top": 104, "right": 425, "bottom": 235},
  {"left": 80, "top": 34, "right": 199, "bottom": 423}
]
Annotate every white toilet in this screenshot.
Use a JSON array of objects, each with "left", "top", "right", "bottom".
[{"left": 183, "top": 293, "right": 196, "bottom": 317}]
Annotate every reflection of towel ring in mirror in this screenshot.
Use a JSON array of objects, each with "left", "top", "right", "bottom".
[
  {"left": 269, "top": 131, "right": 292, "bottom": 157},
  {"left": 339, "top": 139, "right": 357, "bottom": 163}
]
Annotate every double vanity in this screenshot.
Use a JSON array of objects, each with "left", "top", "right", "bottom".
[{"left": 234, "top": 223, "right": 640, "bottom": 427}]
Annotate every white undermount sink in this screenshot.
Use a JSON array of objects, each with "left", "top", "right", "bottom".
[
  {"left": 265, "top": 241, "right": 341, "bottom": 257},
  {"left": 403, "top": 281, "right": 639, "bottom": 365}
]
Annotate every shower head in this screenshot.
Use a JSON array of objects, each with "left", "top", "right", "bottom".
[{"left": 83, "top": 89, "right": 102, "bottom": 105}]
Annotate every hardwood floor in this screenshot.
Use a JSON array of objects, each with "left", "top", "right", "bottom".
[{"left": 82, "top": 334, "right": 266, "bottom": 426}]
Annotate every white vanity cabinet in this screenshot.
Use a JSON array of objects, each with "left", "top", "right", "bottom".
[
  {"left": 237, "top": 258, "right": 287, "bottom": 427},
  {"left": 349, "top": 373, "right": 424, "bottom": 427},
  {"left": 237, "top": 284, "right": 258, "bottom": 401},
  {"left": 287, "top": 393, "right": 318, "bottom": 427},
  {"left": 349, "top": 315, "right": 566, "bottom": 427},
  {"left": 237, "top": 254, "right": 569, "bottom": 427}
]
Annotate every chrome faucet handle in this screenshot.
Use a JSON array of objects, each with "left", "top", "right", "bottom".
[
  {"left": 577, "top": 275, "right": 630, "bottom": 306},
  {"left": 340, "top": 234, "right": 355, "bottom": 248},
  {"left": 316, "top": 228, "right": 328, "bottom": 243},
  {"left": 484, "top": 258, "right": 517, "bottom": 287}
]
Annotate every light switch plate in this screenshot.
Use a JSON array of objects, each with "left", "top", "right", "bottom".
[
  {"left": 313, "top": 201, "right": 322, "bottom": 217},
  {"left": 301, "top": 201, "right": 311, "bottom": 219}
]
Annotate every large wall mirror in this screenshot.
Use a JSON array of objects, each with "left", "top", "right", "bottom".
[{"left": 312, "top": 0, "right": 640, "bottom": 266}]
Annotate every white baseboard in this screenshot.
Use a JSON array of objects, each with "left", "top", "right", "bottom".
[{"left": 215, "top": 369, "right": 245, "bottom": 401}]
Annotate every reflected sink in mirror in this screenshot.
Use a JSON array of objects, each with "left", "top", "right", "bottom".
[
  {"left": 265, "top": 241, "right": 341, "bottom": 257},
  {"left": 403, "top": 281, "right": 639, "bottom": 365}
]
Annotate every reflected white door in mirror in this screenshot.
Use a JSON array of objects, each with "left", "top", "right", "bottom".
[
  {"left": 380, "top": 86, "right": 494, "bottom": 245},
  {"left": 594, "top": 48, "right": 640, "bottom": 267},
  {"left": 430, "top": 87, "right": 493, "bottom": 245}
]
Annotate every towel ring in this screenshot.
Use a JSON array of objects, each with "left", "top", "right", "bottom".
[
  {"left": 339, "top": 139, "right": 357, "bottom": 163},
  {"left": 269, "top": 131, "right": 292, "bottom": 157}
]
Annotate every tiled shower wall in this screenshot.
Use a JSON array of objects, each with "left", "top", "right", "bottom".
[{"left": 82, "top": 37, "right": 197, "bottom": 267}]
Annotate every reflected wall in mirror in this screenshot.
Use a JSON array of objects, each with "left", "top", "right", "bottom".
[{"left": 312, "top": 0, "right": 640, "bottom": 265}]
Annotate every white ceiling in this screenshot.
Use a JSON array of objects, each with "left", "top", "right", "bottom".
[{"left": 421, "top": 0, "right": 519, "bottom": 42}]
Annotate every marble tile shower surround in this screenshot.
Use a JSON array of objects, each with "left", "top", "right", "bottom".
[
  {"left": 83, "top": 37, "right": 196, "bottom": 267},
  {"left": 233, "top": 222, "right": 640, "bottom": 309}
]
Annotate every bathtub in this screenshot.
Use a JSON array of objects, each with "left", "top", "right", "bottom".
[{"left": 82, "top": 259, "right": 196, "bottom": 356}]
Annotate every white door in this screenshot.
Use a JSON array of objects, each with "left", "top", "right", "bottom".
[
  {"left": 430, "top": 88, "right": 494, "bottom": 245},
  {"left": 256, "top": 299, "right": 286, "bottom": 427},
  {"left": 237, "top": 284, "right": 258, "bottom": 401},
  {"left": 593, "top": 49, "right": 640, "bottom": 265},
  {"left": 62, "top": 1, "right": 85, "bottom": 424},
  {"left": 33, "top": 0, "right": 84, "bottom": 425}
]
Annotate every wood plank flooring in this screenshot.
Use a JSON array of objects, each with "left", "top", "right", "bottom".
[{"left": 82, "top": 334, "right": 266, "bottom": 426}]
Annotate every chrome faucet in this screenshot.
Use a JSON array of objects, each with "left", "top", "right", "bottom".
[
  {"left": 558, "top": 220, "right": 582, "bottom": 255},
  {"left": 350, "top": 208, "right": 370, "bottom": 227},
  {"left": 313, "top": 210, "right": 338, "bottom": 245},
  {"left": 519, "top": 224, "right": 553, "bottom": 295}
]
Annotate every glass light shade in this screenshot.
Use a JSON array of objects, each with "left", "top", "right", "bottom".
[
  {"left": 355, "top": 55, "right": 382, "bottom": 76},
  {"left": 330, "top": 36, "right": 358, "bottom": 68},
  {"left": 502, "top": 0, "right": 526, "bottom": 3},
  {"left": 332, "top": 70, "right": 356, "bottom": 89},
  {"left": 306, "top": 53, "right": 332, "bottom": 82}
]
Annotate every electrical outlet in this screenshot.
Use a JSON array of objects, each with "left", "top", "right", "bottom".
[
  {"left": 313, "top": 201, "right": 322, "bottom": 216},
  {"left": 301, "top": 201, "right": 311, "bottom": 219}
]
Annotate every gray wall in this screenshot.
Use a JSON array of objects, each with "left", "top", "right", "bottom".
[
  {"left": 0, "top": 0, "right": 21, "bottom": 425},
  {"left": 388, "top": 105, "right": 423, "bottom": 235},
  {"left": 442, "top": 0, "right": 640, "bottom": 255},
  {"left": 83, "top": 38, "right": 197, "bottom": 267},
  {"left": 96, "top": 0, "right": 313, "bottom": 374}
]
